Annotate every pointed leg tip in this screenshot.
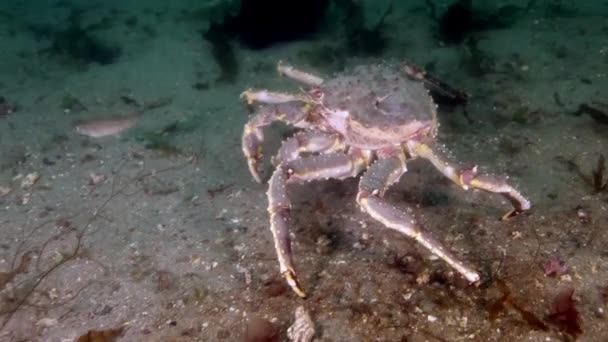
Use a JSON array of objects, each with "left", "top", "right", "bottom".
[
  {"left": 247, "top": 160, "right": 264, "bottom": 183},
  {"left": 284, "top": 270, "right": 307, "bottom": 298},
  {"left": 466, "top": 272, "right": 481, "bottom": 284},
  {"left": 501, "top": 209, "right": 523, "bottom": 221},
  {"left": 294, "top": 287, "right": 307, "bottom": 299},
  {"left": 251, "top": 168, "right": 263, "bottom": 183}
]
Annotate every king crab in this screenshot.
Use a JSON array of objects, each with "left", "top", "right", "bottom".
[{"left": 240, "top": 61, "right": 531, "bottom": 297}]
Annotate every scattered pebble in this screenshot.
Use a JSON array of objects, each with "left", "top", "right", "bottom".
[
  {"left": 20, "top": 172, "right": 40, "bottom": 189},
  {"left": 0, "top": 185, "right": 10, "bottom": 197},
  {"left": 287, "top": 306, "right": 315, "bottom": 342},
  {"left": 543, "top": 256, "right": 568, "bottom": 277},
  {"left": 36, "top": 317, "right": 58, "bottom": 328},
  {"left": 88, "top": 172, "right": 107, "bottom": 185},
  {"left": 244, "top": 317, "right": 277, "bottom": 342}
]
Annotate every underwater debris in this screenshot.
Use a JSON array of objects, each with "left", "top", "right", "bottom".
[
  {"left": 543, "top": 256, "right": 568, "bottom": 277},
  {"left": 546, "top": 288, "right": 582, "bottom": 339},
  {"left": 564, "top": 153, "right": 608, "bottom": 194},
  {"left": 141, "top": 177, "right": 180, "bottom": 196},
  {"left": 575, "top": 206, "right": 592, "bottom": 224},
  {"left": 0, "top": 185, "right": 10, "bottom": 197},
  {"left": 488, "top": 280, "right": 548, "bottom": 332},
  {"left": 553, "top": 92, "right": 565, "bottom": 107},
  {"left": 75, "top": 326, "right": 126, "bottom": 342},
  {"left": 386, "top": 252, "right": 422, "bottom": 278},
  {"left": 585, "top": 154, "right": 606, "bottom": 193},
  {"left": 0, "top": 96, "right": 18, "bottom": 118},
  {"left": 155, "top": 270, "right": 175, "bottom": 292},
  {"left": 119, "top": 94, "right": 141, "bottom": 108},
  {"left": 119, "top": 94, "right": 173, "bottom": 111},
  {"left": 244, "top": 317, "right": 278, "bottom": 342},
  {"left": 20, "top": 172, "right": 40, "bottom": 189},
  {"left": 574, "top": 103, "right": 608, "bottom": 125},
  {"left": 556, "top": 153, "right": 608, "bottom": 194},
  {"left": 207, "top": 183, "right": 234, "bottom": 198}
]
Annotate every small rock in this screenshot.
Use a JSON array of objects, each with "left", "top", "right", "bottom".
[
  {"left": 244, "top": 317, "right": 278, "bottom": 342},
  {"left": 287, "top": 306, "right": 315, "bottom": 342},
  {"left": 88, "top": 172, "right": 106, "bottom": 185},
  {"left": 156, "top": 270, "right": 174, "bottom": 291},
  {"left": 20, "top": 172, "right": 40, "bottom": 189},
  {"left": 0, "top": 185, "right": 10, "bottom": 197},
  {"left": 36, "top": 317, "right": 58, "bottom": 328}
]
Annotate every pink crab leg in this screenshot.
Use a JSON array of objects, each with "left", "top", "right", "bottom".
[
  {"left": 242, "top": 102, "right": 314, "bottom": 182},
  {"left": 272, "top": 130, "right": 344, "bottom": 166},
  {"left": 268, "top": 150, "right": 371, "bottom": 297},
  {"left": 277, "top": 61, "right": 324, "bottom": 86},
  {"left": 241, "top": 88, "right": 307, "bottom": 105},
  {"left": 406, "top": 140, "right": 531, "bottom": 220},
  {"left": 357, "top": 155, "right": 481, "bottom": 283}
]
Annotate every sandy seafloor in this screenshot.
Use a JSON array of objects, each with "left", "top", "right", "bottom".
[{"left": 1, "top": 1, "right": 608, "bottom": 341}]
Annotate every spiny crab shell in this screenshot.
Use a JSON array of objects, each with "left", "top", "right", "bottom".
[
  {"left": 240, "top": 61, "right": 531, "bottom": 298},
  {"left": 318, "top": 64, "right": 438, "bottom": 149}
]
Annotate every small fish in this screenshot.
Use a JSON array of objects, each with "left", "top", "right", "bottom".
[{"left": 74, "top": 113, "right": 141, "bottom": 138}]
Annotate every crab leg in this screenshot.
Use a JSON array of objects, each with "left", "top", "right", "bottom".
[
  {"left": 406, "top": 140, "right": 531, "bottom": 220},
  {"left": 277, "top": 61, "right": 324, "bottom": 86},
  {"left": 357, "top": 155, "right": 481, "bottom": 283},
  {"left": 272, "top": 130, "right": 344, "bottom": 166},
  {"left": 242, "top": 102, "right": 313, "bottom": 182},
  {"left": 402, "top": 60, "right": 469, "bottom": 105},
  {"left": 268, "top": 150, "right": 371, "bottom": 297},
  {"left": 240, "top": 89, "right": 307, "bottom": 105}
]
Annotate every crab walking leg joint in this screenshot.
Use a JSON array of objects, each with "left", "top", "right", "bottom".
[
  {"left": 242, "top": 102, "right": 315, "bottom": 182},
  {"left": 273, "top": 130, "right": 344, "bottom": 166},
  {"left": 357, "top": 154, "right": 481, "bottom": 283},
  {"left": 406, "top": 140, "right": 531, "bottom": 220},
  {"left": 268, "top": 150, "right": 370, "bottom": 297}
]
